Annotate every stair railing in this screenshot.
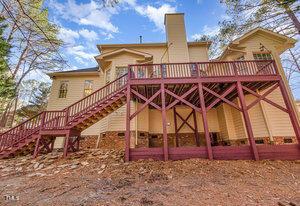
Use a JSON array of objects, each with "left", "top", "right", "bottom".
[
  {"left": 0, "top": 74, "right": 128, "bottom": 153},
  {"left": 65, "top": 73, "right": 128, "bottom": 123},
  {"left": 0, "top": 112, "right": 44, "bottom": 152}
]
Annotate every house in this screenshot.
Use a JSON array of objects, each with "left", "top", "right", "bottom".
[{"left": 0, "top": 13, "right": 299, "bottom": 161}]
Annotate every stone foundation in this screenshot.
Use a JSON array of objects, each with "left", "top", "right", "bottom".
[
  {"left": 79, "top": 132, "right": 298, "bottom": 150},
  {"left": 80, "top": 135, "right": 98, "bottom": 149},
  {"left": 224, "top": 136, "right": 298, "bottom": 146},
  {"left": 273, "top": 136, "right": 298, "bottom": 145},
  {"left": 148, "top": 133, "right": 208, "bottom": 147}
]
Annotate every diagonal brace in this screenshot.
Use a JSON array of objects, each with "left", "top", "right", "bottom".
[
  {"left": 165, "top": 87, "right": 201, "bottom": 112},
  {"left": 130, "top": 89, "right": 161, "bottom": 120},
  {"left": 206, "top": 84, "right": 236, "bottom": 111},
  {"left": 203, "top": 86, "right": 241, "bottom": 111},
  {"left": 166, "top": 85, "right": 198, "bottom": 110},
  {"left": 131, "top": 89, "right": 162, "bottom": 111},
  {"left": 242, "top": 83, "right": 288, "bottom": 113},
  {"left": 176, "top": 110, "right": 195, "bottom": 132}
]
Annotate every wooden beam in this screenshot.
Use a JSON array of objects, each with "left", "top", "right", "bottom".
[
  {"left": 161, "top": 83, "right": 169, "bottom": 161},
  {"left": 236, "top": 81, "right": 259, "bottom": 160},
  {"left": 165, "top": 87, "right": 201, "bottom": 112},
  {"left": 203, "top": 86, "right": 241, "bottom": 111},
  {"left": 198, "top": 82, "right": 213, "bottom": 160}
]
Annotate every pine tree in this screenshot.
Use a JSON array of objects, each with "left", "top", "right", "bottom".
[
  {"left": 0, "top": 16, "right": 15, "bottom": 114},
  {"left": 17, "top": 82, "right": 50, "bottom": 118}
]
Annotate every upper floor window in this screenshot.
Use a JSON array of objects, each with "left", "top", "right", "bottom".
[
  {"left": 237, "top": 55, "right": 245, "bottom": 61},
  {"left": 106, "top": 69, "right": 111, "bottom": 83},
  {"left": 59, "top": 81, "right": 68, "bottom": 98},
  {"left": 116, "top": 67, "right": 127, "bottom": 78},
  {"left": 253, "top": 53, "right": 272, "bottom": 60},
  {"left": 84, "top": 80, "right": 93, "bottom": 96}
]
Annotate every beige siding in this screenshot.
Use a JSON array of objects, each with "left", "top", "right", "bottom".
[
  {"left": 231, "top": 100, "right": 246, "bottom": 139},
  {"left": 47, "top": 73, "right": 106, "bottom": 135},
  {"left": 106, "top": 102, "right": 136, "bottom": 132},
  {"left": 262, "top": 88, "right": 294, "bottom": 136},
  {"left": 165, "top": 14, "right": 189, "bottom": 62},
  {"left": 137, "top": 103, "right": 149, "bottom": 132},
  {"left": 221, "top": 31, "right": 297, "bottom": 140},
  {"left": 216, "top": 105, "right": 229, "bottom": 140},
  {"left": 188, "top": 46, "right": 209, "bottom": 62},
  {"left": 245, "top": 95, "right": 269, "bottom": 138},
  {"left": 148, "top": 106, "right": 219, "bottom": 134}
]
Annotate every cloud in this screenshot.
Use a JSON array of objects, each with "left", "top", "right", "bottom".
[
  {"left": 105, "top": 33, "right": 114, "bottom": 40},
  {"left": 48, "top": 0, "right": 118, "bottom": 33},
  {"left": 58, "top": 27, "right": 80, "bottom": 44},
  {"left": 66, "top": 45, "right": 97, "bottom": 65},
  {"left": 121, "top": 0, "right": 176, "bottom": 31},
  {"left": 79, "top": 29, "right": 98, "bottom": 41},
  {"left": 202, "top": 25, "right": 220, "bottom": 36},
  {"left": 191, "top": 25, "right": 220, "bottom": 40},
  {"left": 137, "top": 4, "right": 176, "bottom": 31}
]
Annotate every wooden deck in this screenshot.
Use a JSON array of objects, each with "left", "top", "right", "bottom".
[
  {"left": 125, "top": 60, "right": 300, "bottom": 161},
  {"left": 130, "top": 145, "right": 300, "bottom": 161}
]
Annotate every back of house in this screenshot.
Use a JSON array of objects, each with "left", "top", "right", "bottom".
[
  {"left": 47, "top": 13, "right": 299, "bottom": 151},
  {"left": 1, "top": 13, "right": 299, "bottom": 161}
]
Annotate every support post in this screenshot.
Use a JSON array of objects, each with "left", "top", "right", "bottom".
[
  {"left": 278, "top": 80, "right": 300, "bottom": 143},
  {"left": 161, "top": 83, "right": 169, "bottom": 161},
  {"left": 125, "top": 82, "right": 131, "bottom": 162},
  {"left": 173, "top": 107, "right": 179, "bottom": 147},
  {"left": 63, "top": 131, "right": 70, "bottom": 158},
  {"left": 33, "top": 135, "right": 42, "bottom": 158},
  {"left": 192, "top": 109, "right": 200, "bottom": 146},
  {"left": 76, "top": 136, "right": 80, "bottom": 151},
  {"left": 198, "top": 82, "right": 213, "bottom": 160},
  {"left": 50, "top": 137, "right": 55, "bottom": 151},
  {"left": 236, "top": 81, "right": 259, "bottom": 160}
]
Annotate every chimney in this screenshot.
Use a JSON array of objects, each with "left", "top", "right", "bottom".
[
  {"left": 139, "top": 35, "right": 142, "bottom": 44},
  {"left": 164, "top": 13, "right": 189, "bottom": 62}
]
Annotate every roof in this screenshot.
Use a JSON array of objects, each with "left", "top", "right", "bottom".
[
  {"left": 47, "top": 67, "right": 99, "bottom": 77},
  {"left": 219, "top": 27, "right": 297, "bottom": 60},
  {"left": 97, "top": 41, "right": 211, "bottom": 53}
]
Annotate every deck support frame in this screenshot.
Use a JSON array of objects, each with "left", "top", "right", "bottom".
[{"left": 126, "top": 75, "right": 300, "bottom": 161}]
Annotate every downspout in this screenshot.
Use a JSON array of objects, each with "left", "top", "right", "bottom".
[
  {"left": 135, "top": 102, "right": 138, "bottom": 146},
  {"left": 257, "top": 89, "right": 274, "bottom": 143}
]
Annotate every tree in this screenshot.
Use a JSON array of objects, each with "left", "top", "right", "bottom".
[
  {"left": 218, "top": 0, "right": 300, "bottom": 91},
  {"left": 0, "top": 0, "right": 64, "bottom": 126},
  {"left": 0, "top": 16, "right": 16, "bottom": 124},
  {"left": 17, "top": 81, "right": 50, "bottom": 119}
]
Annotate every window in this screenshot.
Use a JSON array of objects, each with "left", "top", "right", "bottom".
[
  {"left": 151, "top": 135, "right": 158, "bottom": 139},
  {"left": 253, "top": 52, "right": 273, "bottom": 74},
  {"left": 106, "top": 69, "right": 111, "bottom": 83},
  {"left": 84, "top": 80, "right": 93, "bottom": 96},
  {"left": 116, "top": 67, "right": 127, "bottom": 87},
  {"left": 237, "top": 55, "right": 245, "bottom": 61},
  {"left": 283, "top": 138, "right": 293, "bottom": 144},
  {"left": 118, "top": 132, "right": 125, "bottom": 137},
  {"left": 253, "top": 53, "right": 272, "bottom": 60},
  {"left": 116, "top": 67, "right": 127, "bottom": 78},
  {"left": 255, "top": 139, "right": 264, "bottom": 144},
  {"left": 59, "top": 81, "right": 68, "bottom": 98}
]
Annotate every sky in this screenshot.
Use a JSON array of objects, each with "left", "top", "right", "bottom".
[
  {"left": 44, "top": 0, "right": 299, "bottom": 99},
  {"left": 46, "top": 0, "right": 226, "bottom": 70}
]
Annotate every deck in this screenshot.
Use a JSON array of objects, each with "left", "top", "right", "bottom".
[{"left": 125, "top": 60, "right": 300, "bottom": 161}]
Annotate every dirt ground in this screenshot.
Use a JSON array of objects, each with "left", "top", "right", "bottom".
[{"left": 0, "top": 149, "right": 299, "bottom": 206}]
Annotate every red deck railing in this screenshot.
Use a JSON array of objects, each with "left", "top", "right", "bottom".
[
  {"left": 0, "top": 74, "right": 128, "bottom": 153},
  {"left": 129, "top": 60, "right": 278, "bottom": 79},
  {"left": 0, "top": 60, "right": 279, "bottom": 154}
]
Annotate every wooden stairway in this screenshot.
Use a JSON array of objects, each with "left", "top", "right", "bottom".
[{"left": 0, "top": 74, "right": 128, "bottom": 159}]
